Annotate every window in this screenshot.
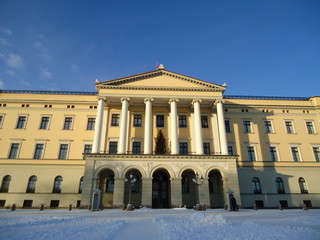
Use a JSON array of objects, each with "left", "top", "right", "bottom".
[
  {"left": 279, "top": 200, "right": 288, "bottom": 208},
  {"left": 255, "top": 200, "right": 264, "bottom": 208},
  {"left": 109, "top": 142, "right": 118, "bottom": 154},
  {"left": 313, "top": 147, "right": 320, "bottom": 162},
  {"left": 133, "top": 114, "right": 142, "bottom": 127},
  {"left": 53, "top": 176, "right": 63, "bottom": 193},
  {"left": 291, "top": 147, "right": 301, "bottom": 162},
  {"left": 285, "top": 121, "right": 294, "bottom": 134},
  {"left": 26, "top": 175, "right": 37, "bottom": 193},
  {"left": 111, "top": 114, "right": 120, "bottom": 126},
  {"left": 203, "top": 143, "right": 210, "bottom": 155},
  {"left": 9, "top": 143, "right": 20, "bottom": 159},
  {"left": 0, "top": 115, "right": 4, "bottom": 128},
  {"left": 87, "top": 118, "right": 95, "bottom": 130},
  {"left": 58, "top": 144, "right": 69, "bottom": 159},
  {"left": 106, "top": 174, "right": 114, "bottom": 193},
  {"left": 303, "top": 200, "right": 312, "bottom": 207},
  {"left": 63, "top": 117, "right": 73, "bottom": 130},
  {"left": 129, "top": 173, "right": 140, "bottom": 193},
  {"left": 299, "top": 177, "right": 308, "bottom": 194},
  {"left": 306, "top": 121, "right": 315, "bottom": 134},
  {"left": 225, "top": 120, "right": 231, "bottom": 133},
  {"left": 0, "top": 175, "right": 11, "bottom": 193},
  {"left": 79, "top": 176, "right": 84, "bottom": 193},
  {"left": 252, "top": 177, "right": 261, "bottom": 194},
  {"left": 16, "top": 116, "right": 26, "bottom": 129},
  {"left": 269, "top": 147, "right": 278, "bottom": 162},
  {"left": 132, "top": 142, "right": 141, "bottom": 154},
  {"left": 84, "top": 144, "right": 92, "bottom": 154},
  {"left": 50, "top": 200, "right": 60, "bottom": 208},
  {"left": 34, "top": 144, "right": 44, "bottom": 159},
  {"left": 264, "top": 120, "right": 273, "bottom": 133},
  {"left": 40, "top": 116, "right": 50, "bottom": 129},
  {"left": 243, "top": 120, "right": 252, "bottom": 133},
  {"left": 179, "top": 142, "right": 188, "bottom": 155},
  {"left": 201, "top": 116, "right": 208, "bottom": 128},
  {"left": 23, "top": 200, "right": 33, "bottom": 208},
  {"left": 228, "top": 146, "right": 234, "bottom": 155},
  {"left": 179, "top": 115, "right": 187, "bottom": 128},
  {"left": 247, "top": 146, "right": 256, "bottom": 162},
  {"left": 156, "top": 115, "right": 164, "bottom": 128},
  {"left": 276, "top": 177, "right": 285, "bottom": 194}
]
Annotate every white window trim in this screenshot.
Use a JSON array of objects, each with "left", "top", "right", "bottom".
[
  {"left": 155, "top": 113, "right": 166, "bottom": 128},
  {"left": 284, "top": 120, "right": 296, "bottom": 134},
  {"left": 201, "top": 114, "right": 210, "bottom": 129},
  {"left": 8, "top": 139, "right": 24, "bottom": 159},
  {"left": 225, "top": 119, "right": 232, "bottom": 133},
  {"left": 110, "top": 111, "right": 121, "bottom": 127},
  {"left": 107, "top": 137, "right": 119, "bottom": 153},
  {"left": 203, "top": 140, "right": 212, "bottom": 154},
  {"left": 178, "top": 113, "right": 188, "bottom": 128},
  {"left": 58, "top": 140, "right": 72, "bottom": 159},
  {"left": 289, "top": 144, "right": 302, "bottom": 162},
  {"left": 305, "top": 120, "right": 317, "bottom": 134},
  {"left": 246, "top": 143, "right": 258, "bottom": 161},
  {"left": 242, "top": 119, "right": 253, "bottom": 133},
  {"left": 131, "top": 138, "right": 143, "bottom": 153},
  {"left": 39, "top": 115, "right": 52, "bottom": 130},
  {"left": 86, "top": 116, "right": 96, "bottom": 131},
  {"left": 63, "top": 115, "right": 75, "bottom": 130},
  {"left": 0, "top": 114, "right": 5, "bottom": 129},
  {"left": 16, "top": 114, "right": 29, "bottom": 129},
  {"left": 263, "top": 119, "right": 275, "bottom": 134},
  {"left": 268, "top": 143, "right": 280, "bottom": 162},
  {"left": 132, "top": 112, "right": 143, "bottom": 128},
  {"left": 228, "top": 143, "right": 236, "bottom": 155},
  {"left": 311, "top": 144, "right": 320, "bottom": 162}
]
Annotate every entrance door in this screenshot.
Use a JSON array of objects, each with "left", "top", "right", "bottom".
[{"left": 152, "top": 170, "right": 170, "bottom": 208}]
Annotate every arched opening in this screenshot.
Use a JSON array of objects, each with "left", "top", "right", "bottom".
[
  {"left": 26, "top": 175, "right": 37, "bottom": 193},
  {"left": 98, "top": 169, "right": 115, "bottom": 208},
  {"left": 124, "top": 169, "right": 142, "bottom": 208},
  {"left": 152, "top": 169, "right": 170, "bottom": 208},
  {"left": 208, "top": 170, "right": 224, "bottom": 208},
  {"left": 0, "top": 175, "right": 11, "bottom": 193},
  {"left": 52, "top": 176, "right": 63, "bottom": 193},
  {"left": 181, "top": 169, "right": 196, "bottom": 208}
]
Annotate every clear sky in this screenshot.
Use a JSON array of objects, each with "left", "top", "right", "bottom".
[{"left": 0, "top": 0, "right": 319, "bottom": 96}]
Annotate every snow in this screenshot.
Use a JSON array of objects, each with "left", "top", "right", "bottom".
[{"left": 1, "top": 209, "right": 320, "bottom": 240}]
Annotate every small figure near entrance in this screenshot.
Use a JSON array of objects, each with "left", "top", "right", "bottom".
[{"left": 230, "top": 197, "right": 238, "bottom": 211}]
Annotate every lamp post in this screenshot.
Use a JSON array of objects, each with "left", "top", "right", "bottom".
[
  {"left": 192, "top": 173, "right": 205, "bottom": 211},
  {"left": 125, "top": 173, "right": 137, "bottom": 211}
]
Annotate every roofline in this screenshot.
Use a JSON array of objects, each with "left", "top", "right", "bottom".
[{"left": 0, "top": 90, "right": 98, "bottom": 95}]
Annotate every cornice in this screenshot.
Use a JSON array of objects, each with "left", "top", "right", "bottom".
[{"left": 99, "top": 86, "right": 222, "bottom": 92}]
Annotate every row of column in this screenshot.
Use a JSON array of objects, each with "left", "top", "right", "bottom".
[{"left": 92, "top": 97, "right": 228, "bottom": 155}]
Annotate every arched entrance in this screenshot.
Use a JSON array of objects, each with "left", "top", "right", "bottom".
[
  {"left": 208, "top": 170, "right": 224, "bottom": 208},
  {"left": 181, "top": 169, "right": 196, "bottom": 208},
  {"left": 98, "top": 169, "right": 114, "bottom": 208},
  {"left": 124, "top": 169, "right": 142, "bottom": 208},
  {"left": 152, "top": 169, "right": 170, "bottom": 208}
]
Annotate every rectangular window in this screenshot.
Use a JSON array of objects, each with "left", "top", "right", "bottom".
[
  {"left": 156, "top": 115, "right": 164, "bottom": 128},
  {"left": 9, "top": 143, "right": 20, "bottom": 159},
  {"left": 306, "top": 121, "right": 315, "bottom": 134},
  {"left": 0, "top": 115, "right": 4, "bottom": 128},
  {"left": 40, "top": 117, "right": 50, "bottom": 129},
  {"left": 269, "top": 147, "right": 278, "bottom": 162},
  {"left": 34, "top": 144, "right": 44, "bottom": 159},
  {"left": 179, "top": 142, "right": 188, "bottom": 155},
  {"left": 63, "top": 117, "right": 73, "bottom": 130},
  {"left": 16, "top": 116, "right": 26, "bottom": 129},
  {"left": 313, "top": 147, "right": 320, "bottom": 162},
  {"left": 111, "top": 114, "right": 120, "bottom": 126},
  {"left": 247, "top": 146, "right": 256, "bottom": 162},
  {"left": 228, "top": 146, "right": 234, "bottom": 155},
  {"left": 132, "top": 142, "right": 141, "bottom": 154},
  {"left": 291, "top": 147, "right": 300, "bottom": 162},
  {"left": 84, "top": 144, "right": 92, "bottom": 154},
  {"left": 201, "top": 116, "right": 209, "bottom": 128},
  {"left": 243, "top": 120, "right": 252, "bottom": 133},
  {"left": 285, "top": 121, "right": 294, "bottom": 134},
  {"left": 133, "top": 114, "right": 142, "bottom": 127},
  {"left": 109, "top": 142, "right": 118, "bottom": 154},
  {"left": 87, "top": 118, "right": 95, "bottom": 130},
  {"left": 225, "top": 120, "right": 231, "bottom": 133},
  {"left": 179, "top": 115, "right": 187, "bottom": 128},
  {"left": 203, "top": 143, "right": 210, "bottom": 155},
  {"left": 264, "top": 120, "right": 273, "bottom": 133},
  {"left": 58, "top": 144, "right": 69, "bottom": 159}
]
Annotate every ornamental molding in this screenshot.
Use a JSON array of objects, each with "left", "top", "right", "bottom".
[{"left": 100, "top": 86, "right": 222, "bottom": 92}]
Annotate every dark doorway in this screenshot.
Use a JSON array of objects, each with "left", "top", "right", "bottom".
[
  {"left": 181, "top": 169, "right": 196, "bottom": 208},
  {"left": 208, "top": 170, "right": 224, "bottom": 208},
  {"left": 152, "top": 169, "right": 170, "bottom": 208},
  {"left": 98, "top": 169, "right": 114, "bottom": 208}
]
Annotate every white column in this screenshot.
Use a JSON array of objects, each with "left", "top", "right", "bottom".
[
  {"left": 192, "top": 99, "right": 204, "bottom": 155},
  {"left": 118, "top": 97, "right": 130, "bottom": 154},
  {"left": 144, "top": 98, "right": 154, "bottom": 154},
  {"left": 92, "top": 97, "right": 106, "bottom": 153},
  {"left": 169, "top": 99, "right": 179, "bottom": 154},
  {"left": 216, "top": 100, "right": 228, "bottom": 155},
  {"left": 99, "top": 107, "right": 109, "bottom": 153}
]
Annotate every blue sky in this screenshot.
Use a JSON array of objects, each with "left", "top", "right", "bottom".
[{"left": 0, "top": 0, "right": 319, "bottom": 96}]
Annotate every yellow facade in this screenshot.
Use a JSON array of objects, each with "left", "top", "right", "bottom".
[{"left": 0, "top": 68, "right": 319, "bottom": 209}]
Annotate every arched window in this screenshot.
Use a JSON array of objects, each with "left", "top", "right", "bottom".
[
  {"left": 53, "top": 176, "right": 63, "bottom": 193},
  {"left": 299, "top": 177, "right": 308, "bottom": 194},
  {"left": 0, "top": 175, "right": 11, "bottom": 193},
  {"left": 26, "top": 175, "right": 37, "bottom": 193},
  {"left": 130, "top": 173, "right": 140, "bottom": 193},
  {"left": 276, "top": 177, "right": 285, "bottom": 194},
  {"left": 106, "top": 174, "right": 114, "bottom": 193},
  {"left": 252, "top": 177, "right": 261, "bottom": 194},
  {"left": 78, "top": 176, "right": 84, "bottom": 193}
]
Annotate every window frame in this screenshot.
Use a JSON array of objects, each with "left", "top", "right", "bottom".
[
  {"left": 33, "top": 143, "right": 45, "bottom": 159},
  {"left": 252, "top": 177, "right": 262, "bottom": 194},
  {"left": 39, "top": 116, "right": 51, "bottom": 130},
  {"left": 53, "top": 176, "right": 63, "bottom": 193},
  {"left": 86, "top": 117, "right": 96, "bottom": 130},
  {"left": 0, "top": 114, "right": 5, "bottom": 128},
  {"left": 132, "top": 141, "right": 141, "bottom": 154},
  {"left": 156, "top": 114, "right": 165, "bottom": 128},
  {"left": 305, "top": 121, "right": 316, "bottom": 134},
  {"left": 264, "top": 120, "right": 274, "bottom": 133},
  {"left": 84, "top": 144, "right": 92, "bottom": 154},
  {"left": 179, "top": 115, "right": 187, "bottom": 128},
  {"left": 201, "top": 115, "right": 209, "bottom": 128},
  {"left": 276, "top": 177, "right": 285, "bottom": 194},
  {"left": 269, "top": 145, "right": 279, "bottom": 162},
  {"left": 111, "top": 113, "right": 120, "bottom": 127},
  {"left": 298, "top": 177, "right": 308, "bottom": 194},
  {"left": 58, "top": 144, "right": 69, "bottom": 159},
  {"left": 291, "top": 146, "right": 301, "bottom": 162},
  {"left": 225, "top": 119, "right": 231, "bottom": 133},
  {"left": 26, "top": 175, "right": 37, "bottom": 193},
  {"left": 8, "top": 143, "right": 21, "bottom": 159},
  {"left": 179, "top": 142, "right": 188, "bottom": 155},
  {"left": 109, "top": 141, "right": 118, "bottom": 154},
  {"left": 285, "top": 120, "right": 295, "bottom": 134},
  {"left": 312, "top": 146, "right": 320, "bottom": 162},
  {"left": 133, "top": 114, "right": 142, "bottom": 127},
  {"left": 243, "top": 120, "right": 253, "bottom": 133},
  {"left": 0, "top": 175, "right": 11, "bottom": 193},
  {"left": 16, "top": 115, "right": 27, "bottom": 129},
  {"left": 247, "top": 145, "right": 257, "bottom": 162},
  {"left": 63, "top": 116, "right": 74, "bottom": 130}
]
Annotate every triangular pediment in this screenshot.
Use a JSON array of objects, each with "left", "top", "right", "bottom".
[{"left": 97, "top": 69, "right": 226, "bottom": 92}]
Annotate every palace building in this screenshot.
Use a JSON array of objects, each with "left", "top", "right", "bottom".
[{"left": 0, "top": 65, "right": 319, "bottom": 209}]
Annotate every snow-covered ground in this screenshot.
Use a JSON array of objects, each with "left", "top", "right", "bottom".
[{"left": 1, "top": 208, "right": 320, "bottom": 240}]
